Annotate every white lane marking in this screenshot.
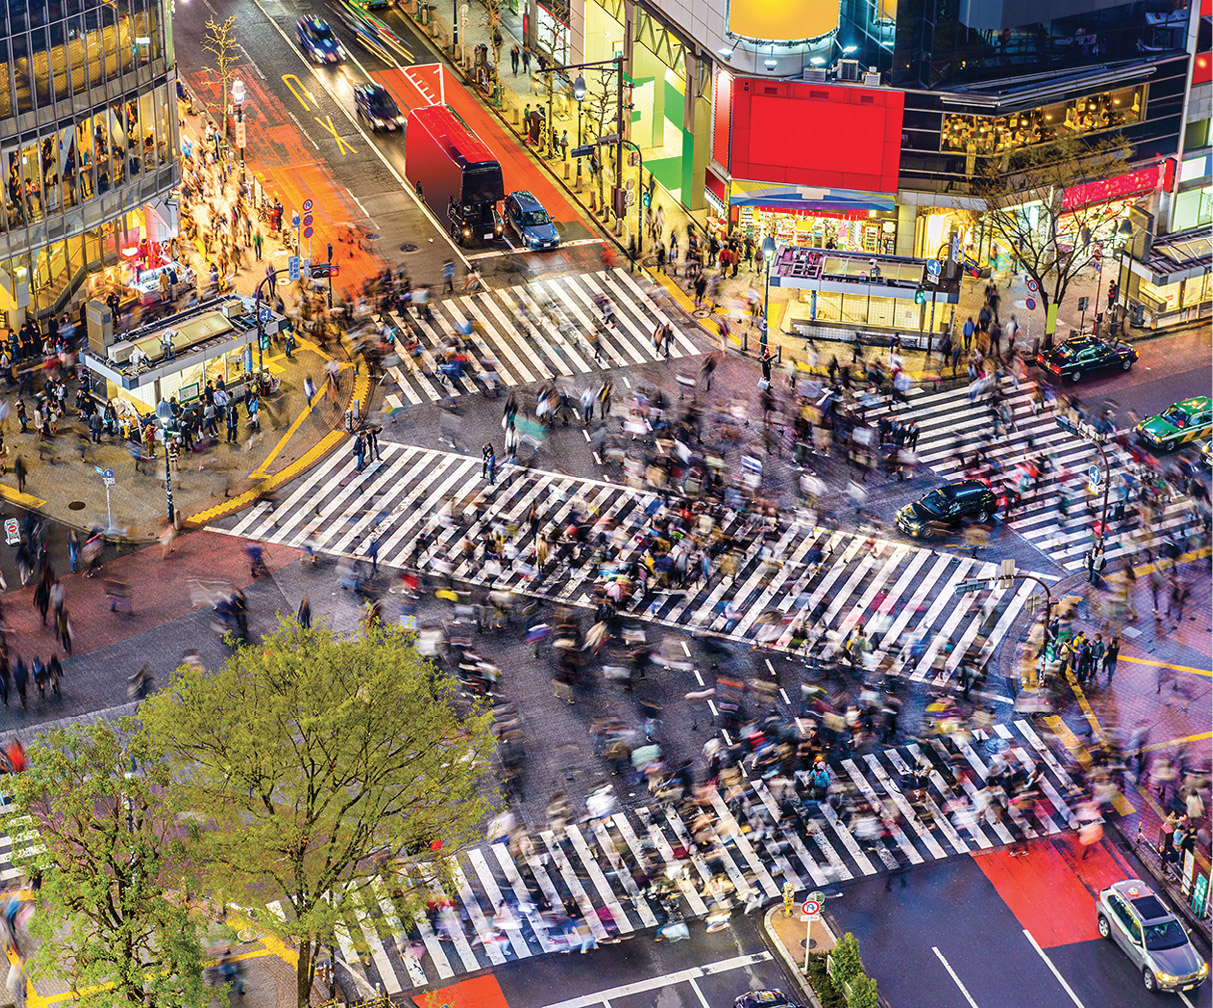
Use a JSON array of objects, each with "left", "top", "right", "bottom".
[
  {"left": 536, "top": 952, "right": 773, "bottom": 1008},
  {"left": 687, "top": 977, "right": 712, "bottom": 1008},
  {"left": 933, "top": 946, "right": 983, "bottom": 1008},
  {"left": 245, "top": 0, "right": 470, "bottom": 266},
  {"left": 1022, "top": 928, "right": 1089, "bottom": 1008}
]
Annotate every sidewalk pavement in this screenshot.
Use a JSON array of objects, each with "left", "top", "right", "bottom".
[
  {"left": 6, "top": 913, "right": 325, "bottom": 1008},
  {"left": 407, "top": 3, "right": 1201, "bottom": 377},
  {"left": 0, "top": 530, "right": 298, "bottom": 662},
  {"left": 763, "top": 904, "right": 835, "bottom": 1008},
  {"left": 0, "top": 109, "right": 370, "bottom": 542},
  {"left": 1001, "top": 545, "right": 1212, "bottom": 937}
]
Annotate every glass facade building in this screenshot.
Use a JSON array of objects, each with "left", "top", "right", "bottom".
[{"left": 0, "top": 0, "right": 179, "bottom": 324}]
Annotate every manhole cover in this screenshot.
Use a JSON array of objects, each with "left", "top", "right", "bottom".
[
  {"left": 364, "top": 232, "right": 381, "bottom": 241},
  {"left": 68, "top": 501, "right": 86, "bottom": 511},
  {"left": 399, "top": 243, "right": 418, "bottom": 253}
]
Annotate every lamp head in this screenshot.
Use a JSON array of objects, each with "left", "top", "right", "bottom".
[
  {"left": 573, "top": 75, "right": 586, "bottom": 100},
  {"left": 761, "top": 236, "right": 777, "bottom": 257},
  {"left": 231, "top": 78, "right": 246, "bottom": 105}
]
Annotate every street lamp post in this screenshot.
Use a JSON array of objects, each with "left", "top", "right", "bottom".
[
  {"left": 539, "top": 56, "right": 626, "bottom": 232},
  {"left": 573, "top": 74, "right": 585, "bottom": 190},
  {"left": 760, "top": 236, "right": 777, "bottom": 353},
  {"left": 231, "top": 78, "right": 246, "bottom": 174}
]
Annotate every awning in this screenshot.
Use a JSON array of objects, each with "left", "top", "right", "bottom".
[{"left": 728, "top": 183, "right": 896, "bottom": 214}]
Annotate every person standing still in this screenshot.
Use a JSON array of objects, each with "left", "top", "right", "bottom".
[
  {"left": 482, "top": 442, "right": 496, "bottom": 484},
  {"left": 1102, "top": 635, "right": 1120, "bottom": 686},
  {"left": 510, "top": 45, "right": 520, "bottom": 75}
]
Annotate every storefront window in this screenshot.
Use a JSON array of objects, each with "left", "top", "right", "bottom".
[
  {"left": 225, "top": 347, "right": 246, "bottom": 385},
  {"left": 733, "top": 206, "right": 896, "bottom": 255},
  {"left": 941, "top": 86, "right": 1144, "bottom": 156}
]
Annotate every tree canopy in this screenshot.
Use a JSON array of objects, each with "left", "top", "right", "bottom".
[
  {"left": 139, "top": 620, "right": 498, "bottom": 1007},
  {"left": 974, "top": 133, "right": 1130, "bottom": 334},
  {"left": 2, "top": 718, "right": 207, "bottom": 1007}
]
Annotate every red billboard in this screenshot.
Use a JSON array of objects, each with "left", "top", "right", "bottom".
[{"left": 728, "top": 79, "right": 903, "bottom": 193}]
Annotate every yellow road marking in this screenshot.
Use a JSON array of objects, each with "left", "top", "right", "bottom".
[
  {"left": 1132, "top": 545, "right": 1211, "bottom": 577},
  {"left": 1120, "top": 655, "right": 1212, "bottom": 678},
  {"left": 282, "top": 74, "right": 319, "bottom": 111},
  {"left": 0, "top": 485, "right": 47, "bottom": 508},
  {"left": 1140, "top": 731, "right": 1213, "bottom": 754},
  {"left": 295, "top": 335, "right": 335, "bottom": 362},
  {"left": 186, "top": 366, "right": 370, "bottom": 527},
  {"left": 1044, "top": 715, "right": 1135, "bottom": 815},
  {"left": 314, "top": 114, "right": 357, "bottom": 154},
  {"left": 249, "top": 378, "right": 336, "bottom": 479}
]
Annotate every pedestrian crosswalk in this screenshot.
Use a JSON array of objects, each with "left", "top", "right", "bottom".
[
  {"left": 880, "top": 378, "right": 1193, "bottom": 570},
  {"left": 222, "top": 442, "right": 1035, "bottom": 685},
  {"left": 378, "top": 268, "right": 704, "bottom": 406},
  {"left": 0, "top": 795, "right": 43, "bottom": 886},
  {"left": 304, "top": 719, "right": 1083, "bottom": 996}
]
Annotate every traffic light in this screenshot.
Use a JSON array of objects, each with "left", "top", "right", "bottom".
[{"left": 914, "top": 287, "right": 926, "bottom": 305}]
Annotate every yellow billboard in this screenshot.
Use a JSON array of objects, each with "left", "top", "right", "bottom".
[{"left": 727, "top": 0, "right": 841, "bottom": 41}]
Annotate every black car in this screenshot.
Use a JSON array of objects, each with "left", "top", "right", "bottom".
[
  {"left": 735, "top": 992, "right": 804, "bottom": 1008},
  {"left": 896, "top": 479, "right": 998, "bottom": 538},
  {"left": 353, "top": 84, "right": 404, "bottom": 130},
  {"left": 1034, "top": 335, "right": 1137, "bottom": 382}
]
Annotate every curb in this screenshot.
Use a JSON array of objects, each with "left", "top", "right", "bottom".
[
  {"left": 182, "top": 365, "right": 372, "bottom": 529},
  {"left": 761, "top": 905, "right": 825, "bottom": 1008}
]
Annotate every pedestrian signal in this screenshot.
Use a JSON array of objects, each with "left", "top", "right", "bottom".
[{"left": 914, "top": 287, "right": 926, "bottom": 305}]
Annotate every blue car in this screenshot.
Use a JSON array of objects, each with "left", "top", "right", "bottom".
[
  {"left": 296, "top": 16, "right": 346, "bottom": 63},
  {"left": 502, "top": 190, "right": 560, "bottom": 250},
  {"left": 353, "top": 84, "right": 404, "bottom": 130}
]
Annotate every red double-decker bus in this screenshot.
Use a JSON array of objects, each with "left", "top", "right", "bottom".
[{"left": 406, "top": 104, "right": 504, "bottom": 245}]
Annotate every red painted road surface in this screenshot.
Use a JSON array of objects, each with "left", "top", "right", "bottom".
[
  {"left": 374, "top": 64, "right": 597, "bottom": 230},
  {"left": 975, "top": 837, "right": 1137, "bottom": 948},
  {"left": 185, "top": 67, "right": 386, "bottom": 299},
  {"left": 411, "top": 974, "right": 511, "bottom": 1008}
]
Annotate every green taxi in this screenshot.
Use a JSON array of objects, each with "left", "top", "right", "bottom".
[{"left": 1136, "top": 396, "right": 1213, "bottom": 451}]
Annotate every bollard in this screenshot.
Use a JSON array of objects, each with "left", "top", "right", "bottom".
[{"left": 564, "top": 163, "right": 570, "bottom": 180}]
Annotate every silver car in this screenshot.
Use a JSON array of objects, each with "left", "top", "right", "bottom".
[{"left": 1097, "top": 879, "right": 1208, "bottom": 993}]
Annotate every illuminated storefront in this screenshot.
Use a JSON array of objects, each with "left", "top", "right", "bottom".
[
  {"left": 1117, "top": 227, "right": 1211, "bottom": 330},
  {"left": 0, "top": 0, "right": 179, "bottom": 324},
  {"left": 83, "top": 295, "right": 286, "bottom": 414},
  {"left": 941, "top": 85, "right": 1144, "bottom": 157},
  {"left": 716, "top": 184, "right": 898, "bottom": 255}
]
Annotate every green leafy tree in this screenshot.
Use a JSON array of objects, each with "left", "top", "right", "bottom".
[
  {"left": 140, "top": 621, "right": 498, "bottom": 1008},
  {"left": 974, "top": 133, "right": 1130, "bottom": 339},
  {"left": 1, "top": 719, "right": 207, "bottom": 1007},
  {"left": 829, "top": 931, "right": 865, "bottom": 986},
  {"left": 847, "top": 974, "right": 879, "bottom": 1008}
]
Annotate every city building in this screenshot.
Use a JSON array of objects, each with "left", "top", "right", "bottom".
[
  {"left": 82, "top": 292, "right": 286, "bottom": 415},
  {"left": 0, "top": 0, "right": 180, "bottom": 328},
  {"left": 530, "top": 0, "right": 1206, "bottom": 314}
]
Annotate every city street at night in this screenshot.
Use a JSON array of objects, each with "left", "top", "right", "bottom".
[{"left": 0, "top": 0, "right": 1207, "bottom": 1005}]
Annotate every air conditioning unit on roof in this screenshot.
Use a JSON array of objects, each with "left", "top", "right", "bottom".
[
  {"left": 802, "top": 67, "right": 828, "bottom": 82},
  {"left": 836, "top": 58, "right": 861, "bottom": 81}
]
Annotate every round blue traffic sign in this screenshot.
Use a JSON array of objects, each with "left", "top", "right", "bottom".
[
  {"left": 303, "top": 226, "right": 314, "bottom": 238},
  {"left": 302, "top": 198, "right": 313, "bottom": 212},
  {"left": 302, "top": 214, "right": 313, "bottom": 227},
  {"left": 1025, "top": 278, "right": 1039, "bottom": 293},
  {"left": 1025, "top": 297, "right": 1037, "bottom": 310}
]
